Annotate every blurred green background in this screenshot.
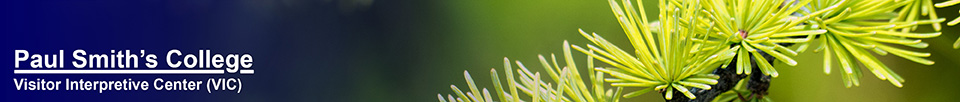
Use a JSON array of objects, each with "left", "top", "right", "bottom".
[{"left": 350, "top": 0, "right": 960, "bottom": 101}]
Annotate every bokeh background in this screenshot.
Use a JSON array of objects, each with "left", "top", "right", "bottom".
[{"left": 3, "top": 0, "right": 960, "bottom": 102}]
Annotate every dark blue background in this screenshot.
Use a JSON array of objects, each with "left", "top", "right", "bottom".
[{"left": 0, "top": 0, "right": 399, "bottom": 101}]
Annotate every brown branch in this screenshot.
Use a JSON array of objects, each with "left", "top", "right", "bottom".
[{"left": 663, "top": 51, "right": 776, "bottom": 102}]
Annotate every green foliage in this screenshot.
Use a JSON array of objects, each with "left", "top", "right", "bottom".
[
  {"left": 439, "top": 0, "right": 960, "bottom": 101},
  {"left": 571, "top": 0, "right": 732, "bottom": 100},
  {"left": 938, "top": 0, "right": 960, "bottom": 48},
  {"left": 695, "top": 0, "right": 835, "bottom": 77},
  {"left": 712, "top": 79, "right": 773, "bottom": 102},
  {"left": 440, "top": 49, "right": 621, "bottom": 102},
  {"left": 803, "top": 0, "right": 945, "bottom": 88}
]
